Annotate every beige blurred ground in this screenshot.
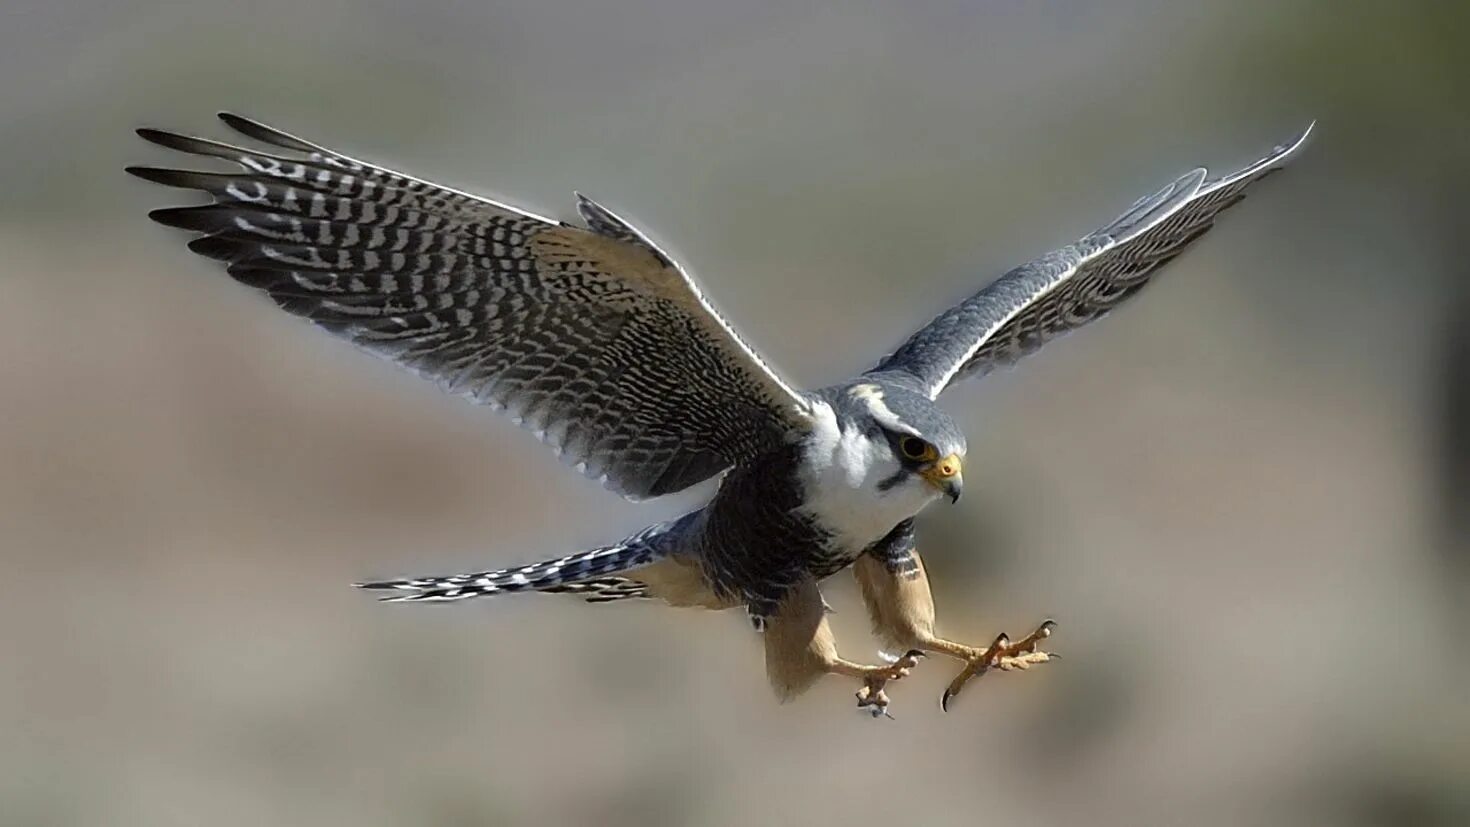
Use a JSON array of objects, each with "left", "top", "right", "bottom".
[{"left": 2, "top": 2, "right": 1467, "bottom": 825}]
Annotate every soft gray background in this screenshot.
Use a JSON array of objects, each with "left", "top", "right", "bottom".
[{"left": 2, "top": 2, "right": 1466, "bottom": 825}]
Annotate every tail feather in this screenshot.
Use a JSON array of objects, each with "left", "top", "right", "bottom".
[
  {"left": 356, "top": 523, "right": 672, "bottom": 603},
  {"left": 538, "top": 577, "right": 651, "bottom": 603}
]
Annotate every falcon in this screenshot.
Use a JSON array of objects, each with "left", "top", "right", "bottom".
[{"left": 129, "top": 114, "right": 1311, "bottom": 714}]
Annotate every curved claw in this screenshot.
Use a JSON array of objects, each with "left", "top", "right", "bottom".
[
  {"left": 876, "top": 649, "right": 926, "bottom": 682},
  {"left": 1014, "top": 619, "right": 1056, "bottom": 653},
  {"left": 940, "top": 621, "right": 1058, "bottom": 712},
  {"left": 940, "top": 632, "right": 1006, "bottom": 711}
]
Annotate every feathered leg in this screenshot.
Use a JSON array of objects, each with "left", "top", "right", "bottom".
[
  {"left": 762, "top": 577, "right": 923, "bottom": 717},
  {"left": 853, "top": 551, "right": 1056, "bottom": 711}
]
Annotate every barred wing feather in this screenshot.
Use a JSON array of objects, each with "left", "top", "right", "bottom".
[
  {"left": 875, "top": 124, "right": 1313, "bottom": 397},
  {"left": 130, "top": 114, "right": 813, "bottom": 499}
]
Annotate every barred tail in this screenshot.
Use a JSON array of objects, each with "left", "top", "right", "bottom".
[
  {"left": 537, "top": 577, "right": 652, "bottom": 603},
  {"left": 355, "top": 522, "right": 674, "bottom": 603}
]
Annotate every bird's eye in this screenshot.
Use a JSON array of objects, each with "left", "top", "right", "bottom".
[{"left": 899, "top": 436, "right": 936, "bottom": 461}]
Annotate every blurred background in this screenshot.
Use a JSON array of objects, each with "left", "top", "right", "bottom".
[{"left": 2, "top": 1, "right": 1467, "bottom": 825}]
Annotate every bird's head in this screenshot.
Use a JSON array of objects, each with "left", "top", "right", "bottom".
[{"left": 814, "top": 380, "right": 967, "bottom": 507}]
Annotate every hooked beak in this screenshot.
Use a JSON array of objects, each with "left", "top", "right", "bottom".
[{"left": 919, "top": 454, "right": 964, "bottom": 503}]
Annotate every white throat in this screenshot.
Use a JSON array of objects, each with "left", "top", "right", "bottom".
[{"left": 796, "top": 400, "right": 939, "bottom": 550}]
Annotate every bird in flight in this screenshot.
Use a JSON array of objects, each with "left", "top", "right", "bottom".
[{"left": 130, "top": 114, "right": 1311, "bottom": 715}]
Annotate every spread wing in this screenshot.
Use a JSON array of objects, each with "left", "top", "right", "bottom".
[
  {"left": 129, "top": 113, "right": 814, "bottom": 499},
  {"left": 873, "top": 124, "right": 1314, "bottom": 398}
]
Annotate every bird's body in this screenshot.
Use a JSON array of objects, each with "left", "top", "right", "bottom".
[
  {"left": 392, "top": 375, "right": 959, "bottom": 623},
  {"left": 130, "top": 114, "right": 1312, "bottom": 713}
]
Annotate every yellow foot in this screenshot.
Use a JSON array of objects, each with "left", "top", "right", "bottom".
[
  {"left": 939, "top": 619, "right": 1057, "bottom": 712},
  {"left": 853, "top": 650, "right": 926, "bottom": 719}
]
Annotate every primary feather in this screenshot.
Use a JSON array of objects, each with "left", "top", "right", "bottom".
[
  {"left": 130, "top": 114, "right": 814, "bottom": 499},
  {"left": 875, "top": 124, "right": 1314, "bottom": 398}
]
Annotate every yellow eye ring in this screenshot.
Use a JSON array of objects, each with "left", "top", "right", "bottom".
[{"left": 899, "top": 436, "right": 937, "bottom": 462}]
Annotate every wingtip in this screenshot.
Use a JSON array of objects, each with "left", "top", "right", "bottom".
[
  {"left": 216, "top": 111, "right": 252, "bottom": 130},
  {"left": 147, "top": 205, "right": 215, "bottom": 231},
  {"left": 216, "top": 112, "right": 324, "bottom": 153},
  {"left": 187, "top": 235, "right": 245, "bottom": 262},
  {"left": 124, "top": 165, "right": 176, "bottom": 185},
  {"left": 1279, "top": 120, "right": 1317, "bottom": 158},
  {"left": 146, "top": 206, "right": 186, "bottom": 228},
  {"left": 217, "top": 111, "right": 267, "bottom": 138},
  {"left": 135, "top": 126, "right": 223, "bottom": 156},
  {"left": 134, "top": 127, "right": 174, "bottom": 146}
]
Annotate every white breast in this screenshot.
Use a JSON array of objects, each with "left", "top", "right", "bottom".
[{"left": 795, "top": 401, "right": 938, "bottom": 551}]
